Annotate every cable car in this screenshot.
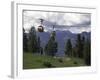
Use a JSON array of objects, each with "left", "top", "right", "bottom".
[{"left": 38, "top": 19, "right": 44, "bottom": 32}]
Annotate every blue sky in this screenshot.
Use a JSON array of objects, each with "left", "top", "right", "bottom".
[{"left": 23, "top": 10, "right": 91, "bottom": 33}]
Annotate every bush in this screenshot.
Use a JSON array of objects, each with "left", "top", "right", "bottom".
[
  {"left": 58, "top": 58, "right": 63, "bottom": 63},
  {"left": 43, "top": 61, "right": 53, "bottom": 68},
  {"left": 73, "top": 61, "right": 78, "bottom": 64}
]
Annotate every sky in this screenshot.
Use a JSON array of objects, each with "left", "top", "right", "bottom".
[{"left": 23, "top": 10, "right": 91, "bottom": 33}]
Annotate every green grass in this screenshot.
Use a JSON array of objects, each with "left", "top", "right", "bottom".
[{"left": 23, "top": 52, "right": 86, "bottom": 69}]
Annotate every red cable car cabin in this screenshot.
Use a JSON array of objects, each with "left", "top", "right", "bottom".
[
  {"left": 37, "top": 18, "right": 44, "bottom": 32},
  {"left": 38, "top": 19, "right": 44, "bottom": 32},
  {"left": 38, "top": 25, "right": 44, "bottom": 32}
]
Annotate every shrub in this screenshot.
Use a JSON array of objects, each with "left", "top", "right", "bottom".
[
  {"left": 43, "top": 61, "right": 52, "bottom": 68},
  {"left": 73, "top": 61, "right": 78, "bottom": 64},
  {"left": 58, "top": 58, "right": 63, "bottom": 63}
]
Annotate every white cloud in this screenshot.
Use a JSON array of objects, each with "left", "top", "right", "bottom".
[{"left": 23, "top": 10, "right": 91, "bottom": 33}]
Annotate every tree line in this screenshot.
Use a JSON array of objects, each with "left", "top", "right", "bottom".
[
  {"left": 23, "top": 26, "right": 91, "bottom": 65},
  {"left": 23, "top": 26, "right": 58, "bottom": 55},
  {"left": 65, "top": 34, "right": 91, "bottom": 65}
]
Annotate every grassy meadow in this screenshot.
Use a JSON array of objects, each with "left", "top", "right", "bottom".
[{"left": 23, "top": 52, "right": 86, "bottom": 69}]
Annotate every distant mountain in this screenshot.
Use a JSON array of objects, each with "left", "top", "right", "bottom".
[
  {"left": 37, "top": 32, "right": 50, "bottom": 48},
  {"left": 55, "top": 30, "right": 76, "bottom": 56},
  {"left": 36, "top": 30, "right": 91, "bottom": 57}
]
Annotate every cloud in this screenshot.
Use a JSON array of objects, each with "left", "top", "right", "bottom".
[{"left": 23, "top": 10, "right": 91, "bottom": 33}]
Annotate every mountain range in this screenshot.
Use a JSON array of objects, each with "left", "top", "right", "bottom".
[{"left": 37, "top": 30, "right": 91, "bottom": 57}]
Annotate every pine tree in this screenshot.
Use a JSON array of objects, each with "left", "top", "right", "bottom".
[
  {"left": 23, "top": 28, "right": 28, "bottom": 52},
  {"left": 65, "top": 39, "right": 72, "bottom": 57},
  {"left": 75, "top": 34, "right": 83, "bottom": 58},
  {"left": 28, "top": 26, "right": 40, "bottom": 53},
  {"left": 45, "top": 31, "right": 58, "bottom": 56},
  {"left": 82, "top": 36, "right": 85, "bottom": 57},
  {"left": 83, "top": 39, "right": 91, "bottom": 65},
  {"left": 75, "top": 34, "right": 86, "bottom": 58}
]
